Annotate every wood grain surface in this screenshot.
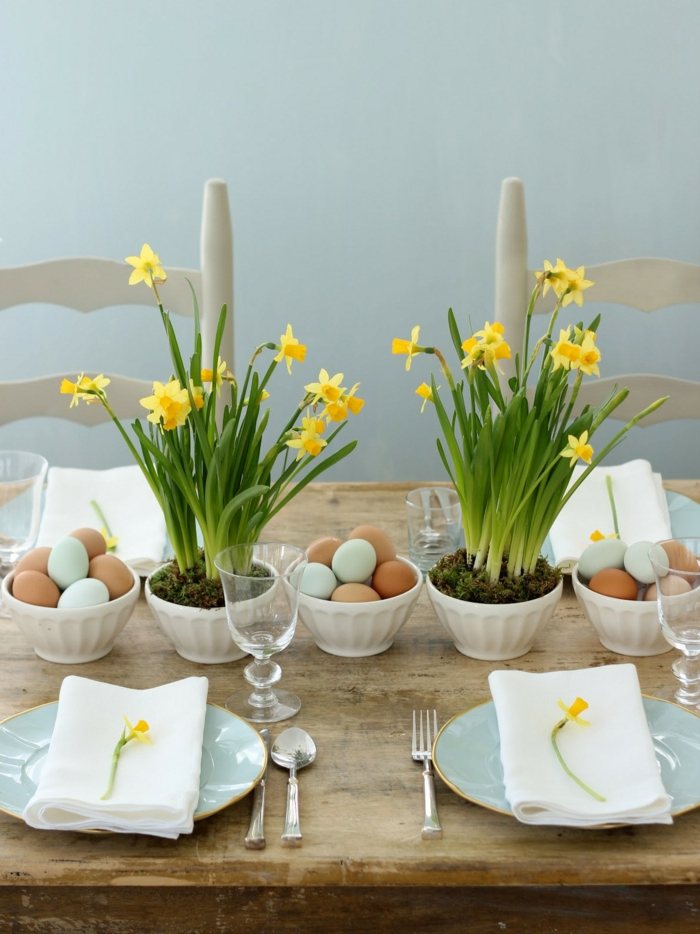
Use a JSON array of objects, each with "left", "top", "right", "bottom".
[{"left": 1, "top": 481, "right": 699, "bottom": 932}]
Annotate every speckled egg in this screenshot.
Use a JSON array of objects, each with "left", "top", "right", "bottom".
[
  {"left": 11, "top": 570, "right": 60, "bottom": 608},
  {"left": 588, "top": 567, "right": 639, "bottom": 600},
  {"left": 332, "top": 539, "right": 377, "bottom": 583},
  {"left": 347, "top": 525, "right": 396, "bottom": 565},
  {"left": 331, "top": 582, "right": 381, "bottom": 602},
  {"left": 47, "top": 536, "right": 90, "bottom": 590},
  {"left": 306, "top": 536, "right": 343, "bottom": 568},
  {"left": 577, "top": 539, "right": 628, "bottom": 581},
  {"left": 58, "top": 577, "right": 110, "bottom": 609},
  {"left": 69, "top": 527, "right": 107, "bottom": 561},
  {"left": 88, "top": 554, "right": 133, "bottom": 600},
  {"left": 300, "top": 562, "right": 338, "bottom": 600},
  {"left": 624, "top": 541, "right": 668, "bottom": 585}
]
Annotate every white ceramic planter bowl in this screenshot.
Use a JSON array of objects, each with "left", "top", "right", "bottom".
[
  {"left": 297, "top": 556, "right": 423, "bottom": 657},
  {"left": 1, "top": 567, "right": 140, "bottom": 664},
  {"left": 572, "top": 567, "right": 671, "bottom": 657},
  {"left": 426, "top": 574, "right": 563, "bottom": 660},
  {"left": 145, "top": 578, "right": 246, "bottom": 664}
]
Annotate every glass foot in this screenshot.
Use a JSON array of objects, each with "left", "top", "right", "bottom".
[{"left": 224, "top": 687, "right": 301, "bottom": 724}]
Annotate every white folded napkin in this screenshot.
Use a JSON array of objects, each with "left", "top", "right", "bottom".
[
  {"left": 37, "top": 466, "right": 168, "bottom": 575},
  {"left": 23, "top": 675, "right": 209, "bottom": 838},
  {"left": 488, "top": 664, "right": 672, "bottom": 826},
  {"left": 547, "top": 460, "right": 671, "bottom": 569}
]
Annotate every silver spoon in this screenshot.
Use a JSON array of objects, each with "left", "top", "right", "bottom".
[{"left": 271, "top": 727, "right": 317, "bottom": 847}]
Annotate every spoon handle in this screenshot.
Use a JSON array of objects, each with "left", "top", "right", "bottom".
[
  {"left": 281, "top": 765, "right": 302, "bottom": 846},
  {"left": 245, "top": 728, "right": 270, "bottom": 849}
]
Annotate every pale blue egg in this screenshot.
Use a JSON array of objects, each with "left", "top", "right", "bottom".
[
  {"left": 47, "top": 537, "right": 89, "bottom": 590},
  {"left": 624, "top": 541, "right": 668, "bottom": 585},
  {"left": 332, "top": 539, "right": 377, "bottom": 583},
  {"left": 577, "top": 539, "right": 628, "bottom": 581},
  {"left": 300, "top": 562, "right": 338, "bottom": 600},
  {"left": 58, "top": 577, "right": 110, "bottom": 608}
]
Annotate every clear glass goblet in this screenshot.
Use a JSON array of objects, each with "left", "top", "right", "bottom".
[
  {"left": 650, "top": 538, "right": 700, "bottom": 708},
  {"left": 215, "top": 542, "right": 306, "bottom": 724},
  {"left": 0, "top": 450, "right": 48, "bottom": 587}
]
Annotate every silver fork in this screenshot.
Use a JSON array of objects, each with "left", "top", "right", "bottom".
[{"left": 411, "top": 709, "right": 443, "bottom": 839}]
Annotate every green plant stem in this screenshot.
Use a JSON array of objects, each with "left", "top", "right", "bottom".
[
  {"left": 550, "top": 720, "right": 606, "bottom": 802},
  {"left": 101, "top": 729, "right": 127, "bottom": 800},
  {"left": 605, "top": 474, "right": 620, "bottom": 537}
]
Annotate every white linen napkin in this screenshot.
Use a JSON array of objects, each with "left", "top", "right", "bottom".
[
  {"left": 488, "top": 664, "right": 672, "bottom": 826},
  {"left": 23, "top": 675, "right": 209, "bottom": 838},
  {"left": 547, "top": 460, "right": 671, "bottom": 569},
  {"left": 37, "top": 466, "right": 168, "bottom": 575}
]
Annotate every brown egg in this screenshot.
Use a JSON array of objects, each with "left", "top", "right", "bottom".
[
  {"left": 661, "top": 540, "right": 700, "bottom": 575},
  {"left": 15, "top": 546, "right": 52, "bottom": 576},
  {"left": 306, "top": 536, "right": 343, "bottom": 568},
  {"left": 12, "top": 570, "right": 60, "bottom": 608},
  {"left": 588, "top": 567, "right": 638, "bottom": 600},
  {"left": 69, "top": 527, "right": 107, "bottom": 561},
  {"left": 347, "top": 525, "right": 396, "bottom": 565},
  {"left": 644, "top": 575, "right": 693, "bottom": 600},
  {"left": 88, "top": 554, "right": 133, "bottom": 600},
  {"left": 372, "top": 560, "right": 416, "bottom": 598},
  {"left": 331, "top": 582, "right": 381, "bottom": 602}
]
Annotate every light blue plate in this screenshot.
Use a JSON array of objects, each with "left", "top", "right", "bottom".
[
  {"left": 433, "top": 696, "right": 700, "bottom": 819},
  {"left": 541, "top": 490, "right": 700, "bottom": 570},
  {"left": 0, "top": 702, "right": 266, "bottom": 823}
]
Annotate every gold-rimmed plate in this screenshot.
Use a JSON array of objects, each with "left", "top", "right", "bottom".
[
  {"left": 0, "top": 701, "right": 266, "bottom": 824},
  {"left": 433, "top": 695, "right": 700, "bottom": 819}
]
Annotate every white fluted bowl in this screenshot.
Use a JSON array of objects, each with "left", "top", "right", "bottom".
[
  {"left": 1, "top": 567, "right": 140, "bottom": 664},
  {"left": 572, "top": 567, "right": 671, "bottom": 656},
  {"left": 145, "top": 577, "right": 246, "bottom": 664},
  {"left": 297, "top": 556, "right": 422, "bottom": 657},
  {"left": 426, "top": 574, "right": 563, "bottom": 660}
]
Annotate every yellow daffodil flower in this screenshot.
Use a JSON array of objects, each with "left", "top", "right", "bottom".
[
  {"left": 561, "top": 266, "right": 594, "bottom": 307},
  {"left": 536, "top": 258, "right": 572, "bottom": 298},
  {"left": 324, "top": 383, "right": 365, "bottom": 422},
  {"left": 551, "top": 697, "right": 605, "bottom": 801},
  {"left": 274, "top": 324, "right": 307, "bottom": 374},
  {"left": 101, "top": 716, "right": 153, "bottom": 800},
  {"left": 201, "top": 357, "right": 232, "bottom": 396},
  {"left": 305, "top": 368, "right": 345, "bottom": 405},
  {"left": 576, "top": 331, "right": 601, "bottom": 376},
  {"left": 461, "top": 328, "right": 511, "bottom": 371},
  {"left": 125, "top": 243, "right": 167, "bottom": 288},
  {"left": 589, "top": 529, "right": 618, "bottom": 542},
  {"left": 392, "top": 325, "right": 423, "bottom": 371},
  {"left": 560, "top": 431, "right": 593, "bottom": 467},
  {"left": 472, "top": 320, "right": 508, "bottom": 347},
  {"left": 549, "top": 328, "right": 580, "bottom": 371},
  {"left": 286, "top": 412, "right": 327, "bottom": 459},
  {"left": 415, "top": 382, "right": 434, "bottom": 413},
  {"left": 140, "top": 379, "right": 192, "bottom": 431},
  {"left": 60, "top": 373, "right": 111, "bottom": 407},
  {"left": 188, "top": 380, "right": 205, "bottom": 410}
]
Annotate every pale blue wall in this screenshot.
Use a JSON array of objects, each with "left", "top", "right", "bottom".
[{"left": 2, "top": 0, "right": 700, "bottom": 479}]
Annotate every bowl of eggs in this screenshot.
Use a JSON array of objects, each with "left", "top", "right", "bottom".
[
  {"left": 297, "top": 525, "right": 422, "bottom": 657},
  {"left": 572, "top": 537, "right": 674, "bottom": 656},
  {"left": 1, "top": 527, "right": 140, "bottom": 664}
]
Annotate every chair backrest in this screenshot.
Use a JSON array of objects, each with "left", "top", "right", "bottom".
[
  {"left": 0, "top": 178, "right": 233, "bottom": 426},
  {"left": 494, "top": 176, "right": 700, "bottom": 424}
]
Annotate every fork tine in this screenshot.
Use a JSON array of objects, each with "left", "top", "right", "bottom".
[{"left": 424, "top": 710, "right": 431, "bottom": 752}]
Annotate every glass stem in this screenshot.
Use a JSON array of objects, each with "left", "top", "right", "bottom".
[{"left": 244, "top": 657, "right": 282, "bottom": 711}]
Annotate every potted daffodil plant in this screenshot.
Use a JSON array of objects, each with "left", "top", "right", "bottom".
[
  {"left": 62, "top": 244, "right": 363, "bottom": 662},
  {"left": 392, "top": 258, "right": 666, "bottom": 660}
]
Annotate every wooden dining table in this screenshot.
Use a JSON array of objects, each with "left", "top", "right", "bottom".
[{"left": 1, "top": 480, "right": 700, "bottom": 933}]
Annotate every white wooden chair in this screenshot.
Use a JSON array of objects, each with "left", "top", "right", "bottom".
[
  {"left": 494, "top": 176, "right": 700, "bottom": 424},
  {"left": 0, "top": 178, "right": 233, "bottom": 426}
]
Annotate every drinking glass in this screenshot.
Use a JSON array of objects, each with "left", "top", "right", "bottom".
[
  {"left": 650, "top": 538, "right": 700, "bottom": 708},
  {"left": 215, "top": 542, "right": 306, "bottom": 723},
  {"left": 405, "top": 487, "right": 462, "bottom": 575},
  {"left": 0, "top": 451, "right": 48, "bottom": 576}
]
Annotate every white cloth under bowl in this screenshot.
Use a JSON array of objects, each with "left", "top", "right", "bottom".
[
  {"left": 23, "top": 675, "right": 209, "bottom": 838},
  {"left": 488, "top": 664, "right": 672, "bottom": 827},
  {"left": 37, "top": 466, "right": 168, "bottom": 575},
  {"left": 547, "top": 460, "right": 671, "bottom": 569}
]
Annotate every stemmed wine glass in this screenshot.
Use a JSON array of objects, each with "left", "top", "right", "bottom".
[
  {"left": 215, "top": 542, "right": 306, "bottom": 723},
  {"left": 650, "top": 538, "right": 700, "bottom": 708},
  {"left": 0, "top": 451, "right": 48, "bottom": 607}
]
